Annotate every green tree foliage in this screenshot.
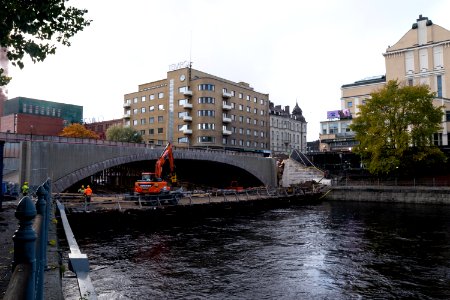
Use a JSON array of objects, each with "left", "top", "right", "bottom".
[
  {"left": 0, "top": 0, "right": 91, "bottom": 85},
  {"left": 59, "top": 123, "right": 99, "bottom": 139},
  {"left": 350, "top": 80, "right": 445, "bottom": 175},
  {"left": 106, "top": 125, "right": 143, "bottom": 143}
]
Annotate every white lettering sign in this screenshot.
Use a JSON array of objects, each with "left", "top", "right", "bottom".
[{"left": 169, "top": 61, "right": 190, "bottom": 71}]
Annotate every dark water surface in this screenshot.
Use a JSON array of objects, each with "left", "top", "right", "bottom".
[{"left": 64, "top": 201, "right": 450, "bottom": 299}]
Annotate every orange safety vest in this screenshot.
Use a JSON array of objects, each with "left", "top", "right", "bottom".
[{"left": 84, "top": 187, "right": 92, "bottom": 196}]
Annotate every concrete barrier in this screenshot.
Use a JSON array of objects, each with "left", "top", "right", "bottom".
[{"left": 324, "top": 186, "right": 450, "bottom": 204}]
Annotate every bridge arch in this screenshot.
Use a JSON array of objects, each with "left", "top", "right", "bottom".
[{"left": 17, "top": 140, "right": 277, "bottom": 193}]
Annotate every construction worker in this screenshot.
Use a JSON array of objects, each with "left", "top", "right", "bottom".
[
  {"left": 84, "top": 185, "right": 93, "bottom": 209},
  {"left": 21, "top": 182, "right": 29, "bottom": 196},
  {"left": 78, "top": 185, "right": 85, "bottom": 195}
]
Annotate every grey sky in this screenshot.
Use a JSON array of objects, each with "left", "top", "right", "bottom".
[{"left": 6, "top": 0, "right": 450, "bottom": 141}]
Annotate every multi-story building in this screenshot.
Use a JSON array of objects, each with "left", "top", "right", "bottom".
[
  {"left": 269, "top": 102, "right": 307, "bottom": 155},
  {"left": 85, "top": 119, "right": 123, "bottom": 140},
  {"left": 124, "top": 67, "right": 270, "bottom": 151},
  {"left": 319, "top": 76, "right": 386, "bottom": 152},
  {"left": 384, "top": 15, "right": 450, "bottom": 146},
  {"left": 1, "top": 96, "right": 83, "bottom": 135},
  {"left": 320, "top": 15, "right": 450, "bottom": 150}
]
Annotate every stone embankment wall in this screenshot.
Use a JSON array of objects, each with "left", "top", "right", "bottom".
[{"left": 324, "top": 186, "right": 450, "bottom": 204}]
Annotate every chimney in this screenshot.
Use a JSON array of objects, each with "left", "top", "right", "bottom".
[{"left": 284, "top": 106, "right": 290, "bottom": 114}]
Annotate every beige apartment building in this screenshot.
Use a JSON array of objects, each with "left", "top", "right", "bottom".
[
  {"left": 320, "top": 15, "right": 450, "bottom": 151},
  {"left": 124, "top": 66, "right": 270, "bottom": 151}
]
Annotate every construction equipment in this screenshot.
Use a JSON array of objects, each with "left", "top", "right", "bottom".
[{"left": 134, "top": 143, "right": 177, "bottom": 195}]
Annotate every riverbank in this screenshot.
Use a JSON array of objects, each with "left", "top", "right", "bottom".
[{"left": 324, "top": 186, "right": 450, "bottom": 204}]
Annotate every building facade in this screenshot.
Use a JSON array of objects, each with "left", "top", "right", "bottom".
[
  {"left": 384, "top": 15, "right": 450, "bottom": 146},
  {"left": 124, "top": 67, "right": 270, "bottom": 151},
  {"left": 269, "top": 102, "right": 307, "bottom": 155},
  {"left": 319, "top": 15, "right": 450, "bottom": 151},
  {"left": 319, "top": 76, "right": 386, "bottom": 152},
  {"left": 85, "top": 119, "right": 123, "bottom": 140},
  {"left": 1, "top": 96, "right": 83, "bottom": 135}
]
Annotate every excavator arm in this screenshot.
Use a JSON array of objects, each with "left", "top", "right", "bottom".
[{"left": 154, "top": 142, "right": 175, "bottom": 179}]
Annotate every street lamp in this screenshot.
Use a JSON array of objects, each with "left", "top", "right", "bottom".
[{"left": 30, "top": 125, "right": 34, "bottom": 140}]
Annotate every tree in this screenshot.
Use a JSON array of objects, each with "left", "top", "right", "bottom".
[
  {"left": 106, "top": 125, "right": 143, "bottom": 143},
  {"left": 350, "top": 80, "right": 445, "bottom": 175},
  {"left": 59, "top": 123, "right": 99, "bottom": 139},
  {"left": 0, "top": 0, "right": 91, "bottom": 86}
]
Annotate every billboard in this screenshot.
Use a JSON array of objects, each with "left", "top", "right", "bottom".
[{"left": 327, "top": 109, "right": 351, "bottom": 119}]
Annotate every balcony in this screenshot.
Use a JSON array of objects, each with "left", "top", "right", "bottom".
[
  {"left": 182, "top": 128, "right": 193, "bottom": 134},
  {"left": 222, "top": 91, "right": 233, "bottom": 98},
  {"left": 123, "top": 114, "right": 131, "bottom": 119},
  {"left": 223, "top": 116, "right": 232, "bottom": 123},
  {"left": 222, "top": 129, "right": 232, "bottom": 135},
  {"left": 123, "top": 102, "right": 131, "bottom": 108},
  {"left": 183, "top": 102, "right": 193, "bottom": 109},
  {"left": 183, "top": 90, "right": 193, "bottom": 97},
  {"left": 183, "top": 115, "right": 192, "bottom": 121},
  {"left": 222, "top": 102, "right": 232, "bottom": 110}
]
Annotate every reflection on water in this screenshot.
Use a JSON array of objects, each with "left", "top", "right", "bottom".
[{"left": 63, "top": 202, "right": 450, "bottom": 299}]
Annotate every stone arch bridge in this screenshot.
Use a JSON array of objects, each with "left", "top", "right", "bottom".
[{"left": 1, "top": 134, "right": 277, "bottom": 193}]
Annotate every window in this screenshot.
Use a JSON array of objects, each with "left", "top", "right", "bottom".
[
  {"left": 198, "top": 84, "right": 215, "bottom": 91},
  {"left": 179, "top": 86, "right": 187, "bottom": 93},
  {"left": 246, "top": 141, "right": 251, "bottom": 147},
  {"left": 260, "top": 132, "right": 264, "bottom": 138},
  {"left": 246, "top": 95, "right": 250, "bottom": 101},
  {"left": 223, "top": 137, "right": 228, "bottom": 145},
  {"left": 149, "top": 105, "right": 155, "bottom": 111},
  {"left": 198, "top": 123, "right": 215, "bottom": 130},
  {"left": 133, "top": 120, "right": 138, "bottom": 126},
  {"left": 253, "top": 119, "right": 257, "bottom": 125},
  {"left": 158, "top": 116, "right": 164, "bottom": 122},
  {"left": 141, "top": 107, "right": 146, "bottom": 113},
  {"left": 239, "top": 104, "right": 243, "bottom": 111},
  {"left": 198, "top": 136, "right": 215, "bottom": 143},
  {"left": 149, "top": 129, "right": 154, "bottom": 135},
  {"left": 178, "top": 137, "right": 189, "bottom": 143},
  {"left": 178, "top": 111, "right": 188, "bottom": 118},
  {"left": 239, "top": 140, "right": 243, "bottom": 146},
  {"left": 198, "top": 97, "right": 215, "bottom": 104},
  {"left": 22, "top": 104, "right": 27, "bottom": 113},
  {"left": 239, "top": 128, "right": 244, "bottom": 134},
  {"left": 141, "top": 96, "right": 146, "bottom": 102},
  {"left": 246, "top": 106, "right": 250, "bottom": 112},
  {"left": 239, "top": 93, "right": 243, "bottom": 99},
  {"left": 239, "top": 116, "right": 243, "bottom": 122},
  {"left": 260, "top": 110, "right": 264, "bottom": 116},
  {"left": 253, "top": 97, "right": 257, "bottom": 103},
  {"left": 140, "top": 130, "right": 145, "bottom": 135},
  {"left": 157, "top": 128, "right": 163, "bottom": 134},
  {"left": 178, "top": 99, "right": 189, "bottom": 106},
  {"left": 133, "top": 108, "right": 138, "bottom": 114},
  {"left": 446, "top": 111, "right": 450, "bottom": 122},
  {"left": 140, "top": 118, "right": 146, "bottom": 125},
  {"left": 260, "top": 99, "right": 264, "bottom": 105},
  {"left": 133, "top": 97, "right": 138, "bottom": 103},
  {"left": 260, "top": 120, "right": 265, "bottom": 126},
  {"left": 437, "top": 75, "right": 443, "bottom": 98},
  {"left": 254, "top": 130, "right": 258, "bottom": 136},
  {"left": 246, "top": 129, "right": 251, "bottom": 135},
  {"left": 347, "top": 102, "right": 353, "bottom": 108},
  {"left": 150, "top": 94, "right": 155, "bottom": 100},
  {"left": 198, "top": 110, "right": 215, "bottom": 117},
  {"left": 231, "top": 139, "right": 236, "bottom": 145},
  {"left": 231, "top": 114, "right": 236, "bottom": 121},
  {"left": 246, "top": 117, "right": 251, "bottom": 124},
  {"left": 149, "top": 117, "right": 154, "bottom": 123},
  {"left": 158, "top": 92, "right": 164, "bottom": 99},
  {"left": 158, "top": 104, "right": 165, "bottom": 110}
]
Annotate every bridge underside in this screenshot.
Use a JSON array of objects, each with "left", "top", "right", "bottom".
[{"left": 64, "top": 159, "right": 264, "bottom": 193}]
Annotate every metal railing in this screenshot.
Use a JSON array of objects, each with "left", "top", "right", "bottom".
[
  {"left": 4, "top": 179, "right": 52, "bottom": 300},
  {"left": 333, "top": 177, "right": 450, "bottom": 187}
]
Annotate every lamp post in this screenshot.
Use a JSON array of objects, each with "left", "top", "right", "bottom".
[{"left": 30, "top": 125, "right": 34, "bottom": 141}]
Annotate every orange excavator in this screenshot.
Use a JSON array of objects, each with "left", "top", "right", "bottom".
[{"left": 134, "top": 142, "right": 177, "bottom": 195}]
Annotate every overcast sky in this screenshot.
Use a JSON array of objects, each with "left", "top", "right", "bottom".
[{"left": 6, "top": 0, "right": 450, "bottom": 141}]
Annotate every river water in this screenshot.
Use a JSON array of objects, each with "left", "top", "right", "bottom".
[{"left": 63, "top": 201, "right": 450, "bottom": 299}]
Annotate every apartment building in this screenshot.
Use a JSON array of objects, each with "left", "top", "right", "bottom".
[
  {"left": 320, "top": 15, "right": 450, "bottom": 151},
  {"left": 269, "top": 102, "right": 307, "bottom": 155},
  {"left": 124, "top": 67, "right": 270, "bottom": 151}
]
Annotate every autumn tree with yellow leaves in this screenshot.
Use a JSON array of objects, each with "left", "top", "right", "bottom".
[{"left": 59, "top": 123, "right": 99, "bottom": 139}]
